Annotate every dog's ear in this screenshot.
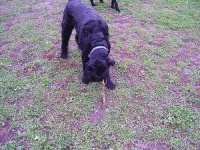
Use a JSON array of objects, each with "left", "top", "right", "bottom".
[{"left": 107, "top": 58, "right": 115, "bottom": 66}]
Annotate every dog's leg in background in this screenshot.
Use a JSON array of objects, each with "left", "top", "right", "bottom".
[
  {"left": 61, "top": 15, "right": 74, "bottom": 59},
  {"left": 100, "top": 0, "right": 104, "bottom": 3},
  {"left": 90, "top": 0, "right": 96, "bottom": 6},
  {"left": 111, "top": 0, "right": 120, "bottom": 12}
]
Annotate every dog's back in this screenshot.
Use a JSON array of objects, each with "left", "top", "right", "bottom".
[
  {"left": 64, "top": 0, "right": 108, "bottom": 41},
  {"left": 65, "top": 0, "right": 102, "bottom": 26}
]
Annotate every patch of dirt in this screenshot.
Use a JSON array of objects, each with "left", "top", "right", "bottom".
[
  {"left": 41, "top": 51, "right": 56, "bottom": 60},
  {"left": 168, "top": 40, "right": 200, "bottom": 87},
  {"left": 114, "top": 14, "right": 136, "bottom": 24},
  {"left": 123, "top": 142, "right": 135, "bottom": 149},
  {"left": 169, "top": 41, "right": 200, "bottom": 69},
  {"left": 135, "top": 141, "right": 171, "bottom": 150},
  {"left": 148, "top": 36, "right": 166, "bottom": 47},
  {"left": 0, "top": 120, "right": 17, "bottom": 146},
  {"left": 90, "top": 103, "right": 107, "bottom": 125}
]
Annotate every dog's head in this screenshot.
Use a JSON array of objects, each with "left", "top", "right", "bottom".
[{"left": 84, "top": 58, "right": 115, "bottom": 83}]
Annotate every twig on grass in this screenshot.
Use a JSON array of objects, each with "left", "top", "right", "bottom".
[{"left": 102, "top": 79, "right": 107, "bottom": 104}]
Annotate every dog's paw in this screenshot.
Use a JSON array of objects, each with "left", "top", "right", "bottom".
[
  {"left": 116, "top": 8, "right": 120, "bottom": 12},
  {"left": 60, "top": 53, "right": 68, "bottom": 59},
  {"left": 106, "top": 82, "right": 116, "bottom": 90},
  {"left": 82, "top": 77, "right": 90, "bottom": 84},
  {"left": 111, "top": 6, "right": 120, "bottom": 12}
]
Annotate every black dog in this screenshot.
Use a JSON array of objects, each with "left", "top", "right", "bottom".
[
  {"left": 90, "top": 0, "right": 120, "bottom": 12},
  {"left": 61, "top": 0, "right": 116, "bottom": 89}
]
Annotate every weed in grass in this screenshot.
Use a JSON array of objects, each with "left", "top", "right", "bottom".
[
  {"left": 142, "top": 55, "right": 156, "bottom": 70},
  {"left": 133, "top": 85, "right": 148, "bottom": 99},
  {"left": 172, "top": 61, "right": 188, "bottom": 72},
  {"left": 66, "top": 68, "right": 79, "bottom": 77},
  {"left": 192, "top": 70, "right": 200, "bottom": 81},
  {"left": 0, "top": 57, "right": 12, "bottom": 68},
  {"left": 25, "top": 129, "right": 48, "bottom": 149},
  {"left": 36, "top": 41, "right": 54, "bottom": 53},
  {"left": 0, "top": 69, "right": 24, "bottom": 100},
  {"left": 70, "top": 50, "right": 81, "bottom": 63},
  {"left": 167, "top": 74, "right": 180, "bottom": 85},
  {"left": 0, "top": 15, "right": 9, "bottom": 22},
  {"left": 181, "top": 83, "right": 196, "bottom": 98},
  {"left": 19, "top": 24, "right": 36, "bottom": 37},
  {"left": 120, "top": 127, "right": 135, "bottom": 141},
  {"left": 116, "top": 41, "right": 124, "bottom": 50},
  {"left": 116, "top": 87, "right": 132, "bottom": 99},
  {"left": 18, "top": 99, "right": 49, "bottom": 120},
  {"left": 151, "top": 126, "right": 170, "bottom": 140},
  {"left": 27, "top": 36, "right": 43, "bottom": 44},
  {"left": 0, "top": 104, "right": 16, "bottom": 124},
  {"left": 0, "top": 32, "right": 16, "bottom": 43},
  {"left": 151, "top": 47, "right": 168, "bottom": 58},
  {"left": 40, "top": 76, "right": 53, "bottom": 87},
  {"left": 2, "top": 140, "right": 22, "bottom": 150},
  {"left": 104, "top": 16, "right": 114, "bottom": 23},
  {"left": 54, "top": 133, "right": 76, "bottom": 149},
  {"left": 117, "top": 63, "right": 129, "bottom": 73},
  {"left": 118, "top": 36, "right": 126, "bottom": 42},
  {"left": 170, "top": 137, "right": 184, "bottom": 149},
  {"left": 53, "top": 68, "right": 79, "bottom": 83},
  {"left": 0, "top": 23, "right": 6, "bottom": 33},
  {"left": 155, "top": 84, "right": 168, "bottom": 98},
  {"left": 3, "top": 43, "right": 17, "bottom": 51}
]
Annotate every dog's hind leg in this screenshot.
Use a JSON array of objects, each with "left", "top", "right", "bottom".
[
  {"left": 61, "top": 16, "right": 74, "bottom": 59},
  {"left": 75, "top": 34, "right": 79, "bottom": 44},
  {"left": 111, "top": 0, "right": 120, "bottom": 12}
]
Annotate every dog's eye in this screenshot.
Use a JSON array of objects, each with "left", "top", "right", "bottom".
[{"left": 87, "top": 65, "right": 94, "bottom": 71}]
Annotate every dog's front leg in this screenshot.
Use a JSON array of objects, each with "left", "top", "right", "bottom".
[
  {"left": 111, "top": 0, "right": 120, "bottom": 12},
  {"left": 105, "top": 72, "right": 116, "bottom": 90},
  {"left": 82, "top": 66, "right": 90, "bottom": 84},
  {"left": 82, "top": 55, "right": 91, "bottom": 84},
  {"left": 61, "top": 18, "right": 74, "bottom": 59}
]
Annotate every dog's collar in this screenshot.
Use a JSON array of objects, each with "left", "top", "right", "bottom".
[{"left": 88, "top": 46, "right": 109, "bottom": 59}]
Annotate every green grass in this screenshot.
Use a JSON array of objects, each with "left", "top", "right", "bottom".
[
  {"left": 163, "top": 105, "right": 197, "bottom": 130},
  {"left": 0, "top": 0, "right": 200, "bottom": 149}
]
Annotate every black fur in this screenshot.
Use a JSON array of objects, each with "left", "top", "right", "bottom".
[
  {"left": 61, "top": 0, "right": 116, "bottom": 89},
  {"left": 90, "top": 0, "right": 120, "bottom": 12}
]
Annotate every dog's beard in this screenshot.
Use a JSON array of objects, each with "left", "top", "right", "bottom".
[{"left": 85, "top": 70, "right": 106, "bottom": 83}]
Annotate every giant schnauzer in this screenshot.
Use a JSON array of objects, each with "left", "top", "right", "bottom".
[
  {"left": 90, "top": 0, "right": 120, "bottom": 12},
  {"left": 61, "top": 0, "right": 116, "bottom": 89}
]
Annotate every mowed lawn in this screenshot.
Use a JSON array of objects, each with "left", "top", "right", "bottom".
[{"left": 0, "top": 0, "right": 200, "bottom": 149}]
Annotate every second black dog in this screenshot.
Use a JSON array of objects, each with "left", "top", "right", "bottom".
[
  {"left": 61, "top": 0, "right": 116, "bottom": 89},
  {"left": 90, "top": 0, "right": 120, "bottom": 12}
]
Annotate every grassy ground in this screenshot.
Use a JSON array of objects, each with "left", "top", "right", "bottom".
[{"left": 0, "top": 0, "right": 200, "bottom": 149}]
